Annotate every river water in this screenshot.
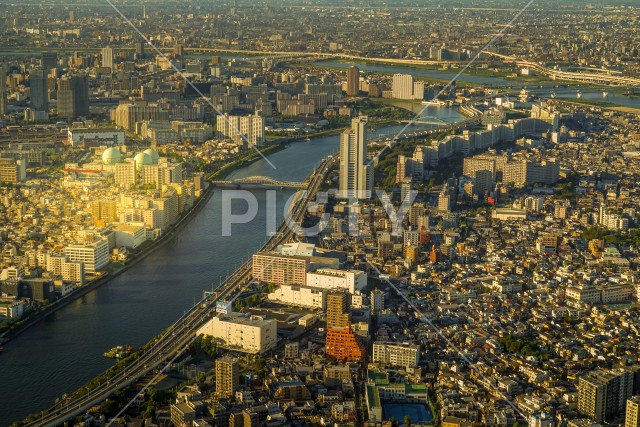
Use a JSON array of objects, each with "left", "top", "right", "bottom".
[
  {"left": 0, "top": 108, "right": 462, "bottom": 424},
  {"left": 314, "top": 60, "right": 640, "bottom": 109}
]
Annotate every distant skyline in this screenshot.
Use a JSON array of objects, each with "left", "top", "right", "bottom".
[{"left": 0, "top": 0, "right": 639, "bottom": 7}]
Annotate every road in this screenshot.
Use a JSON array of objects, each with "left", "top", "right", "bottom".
[
  {"left": 22, "top": 155, "right": 337, "bottom": 427},
  {"left": 484, "top": 51, "right": 640, "bottom": 86}
]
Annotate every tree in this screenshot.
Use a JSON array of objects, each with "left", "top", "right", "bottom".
[
  {"left": 404, "top": 415, "right": 411, "bottom": 427},
  {"left": 100, "top": 399, "right": 119, "bottom": 416}
]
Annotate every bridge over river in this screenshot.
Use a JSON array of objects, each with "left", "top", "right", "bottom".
[{"left": 210, "top": 175, "right": 306, "bottom": 189}]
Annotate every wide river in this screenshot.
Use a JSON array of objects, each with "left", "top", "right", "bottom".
[
  {"left": 314, "top": 60, "right": 640, "bottom": 109},
  {"left": 0, "top": 108, "right": 463, "bottom": 424}
]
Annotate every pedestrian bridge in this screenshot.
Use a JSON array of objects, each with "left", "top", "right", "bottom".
[{"left": 211, "top": 175, "right": 306, "bottom": 189}]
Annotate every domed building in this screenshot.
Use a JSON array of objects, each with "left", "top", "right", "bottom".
[
  {"left": 143, "top": 148, "right": 160, "bottom": 164},
  {"left": 102, "top": 147, "right": 122, "bottom": 165},
  {"left": 133, "top": 152, "right": 153, "bottom": 171}
]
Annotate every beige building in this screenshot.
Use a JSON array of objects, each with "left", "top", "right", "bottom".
[
  {"left": 216, "top": 356, "right": 239, "bottom": 399},
  {"left": 372, "top": 342, "right": 420, "bottom": 368},
  {"left": 391, "top": 73, "right": 423, "bottom": 100},
  {"left": 252, "top": 252, "right": 309, "bottom": 286},
  {"left": 216, "top": 112, "right": 265, "bottom": 147},
  {"left": 196, "top": 313, "right": 277, "bottom": 354},
  {"left": 44, "top": 254, "right": 85, "bottom": 284},
  {"left": 0, "top": 158, "right": 26, "bottom": 183},
  {"left": 626, "top": 396, "right": 640, "bottom": 427},
  {"left": 112, "top": 161, "right": 137, "bottom": 187},
  {"left": 114, "top": 101, "right": 169, "bottom": 131}
]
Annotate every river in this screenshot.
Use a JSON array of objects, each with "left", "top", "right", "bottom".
[
  {"left": 313, "top": 60, "right": 640, "bottom": 109},
  {"left": 0, "top": 108, "right": 462, "bottom": 424}
]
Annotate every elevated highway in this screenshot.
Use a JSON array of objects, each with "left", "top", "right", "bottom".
[
  {"left": 484, "top": 51, "right": 640, "bottom": 87},
  {"left": 24, "top": 156, "right": 338, "bottom": 427}
]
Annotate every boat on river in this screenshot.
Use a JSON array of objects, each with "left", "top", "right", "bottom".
[{"left": 104, "top": 344, "right": 133, "bottom": 359}]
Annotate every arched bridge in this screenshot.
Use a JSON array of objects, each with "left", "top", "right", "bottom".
[{"left": 211, "top": 175, "right": 306, "bottom": 189}]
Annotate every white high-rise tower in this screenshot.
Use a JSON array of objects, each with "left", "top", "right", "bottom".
[
  {"left": 339, "top": 116, "right": 373, "bottom": 199},
  {"left": 101, "top": 46, "right": 113, "bottom": 71}
]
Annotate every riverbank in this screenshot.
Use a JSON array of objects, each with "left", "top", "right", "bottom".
[
  {"left": 208, "top": 143, "right": 287, "bottom": 180},
  {"left": 552, "top": 97, "right": 640, "bottom": 115},
  {"left": 0, "top": 183, "right": 215, "bottom": 346},
  {"left": 208, "top": 128, "right": 351, "bottom": 181}
]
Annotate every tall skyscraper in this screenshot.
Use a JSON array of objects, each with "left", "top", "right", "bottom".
[
  {"left": 339, "top": 116, "right": 373, "bottom": 199},
  {"left": 135, "top": 41, "right": 145, "bottom": 57},
  {"left": 41, "top": 52, "right": 58, "bottom": 71},
  {"left": 101, "top": 46, "right": 114, "bottom": 70},
  {"left": 173, "top": 44, "right": 184, "bottom": 58},
  {"left": 326, "top": 291, "right": 350, "bottom": 328},
  {"left": 392, "top": 73, "right": 413, "bottom": 99},
  {"left": 437, "top": 184, "right": 451, "bottom": 212},
  {"left": 58, "top": 75, "right": 89, "bottom": 119},
  {"left": 627, "top": 396, "right": 640, "bottom": 427},
  {"left": 391, "top": 73, "right": 424, "bottom": 100},
  {"left": 0, "top": 64, "right": 7, "bottom": 116},
  {"left": 325, "top": 291, "right": 365, "bottom": 361},
  {"left": 215, "top": 356, "right": 239, "bottom": 399},
  {"left": 29, "top": 68, "right": 48, "bottom": 112},
  {"left": 346, "top": 66, "right": 359, "bottom": 96},
  {"left": 370, "top": 288, "right": 385, "bottom": 314}
]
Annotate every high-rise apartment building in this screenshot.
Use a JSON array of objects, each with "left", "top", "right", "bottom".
[
  {"left": 626, "top": 396, "right": 640, "bottom": 427},
  {"left": 41, "top": 52, "right": 58, "bottom": 71},
  {"left": 113, "top": 161, "right": 137, "bottom": 187},
  {"left": 370, "top": 288, "right": 385, "bottom": 314},
  {"left": 339, "top": 116, "right": 373, "bottom": 199},
  {"left": 114, "top": 102, "right": 169, "bottom": 131},
  {"left": 438, "top": 185, "right": 451, "bottom": 212},
  {"left": 91, "top": 200, "right": 118, "bottom": 226},
  {"left": 463, "top": 153, "right": 559, "bottom": 187},
  {"left": 346, "top": 66, "right": 359, "bottom": 96},
  {"left": 216, "top": 356, "right": 239, "bottom": 399},
  {"left": 392, "top": 73, "right": 414, "bottom": 100},
  {"left": 216, "top": 113, "right": 265, "bottom": 147},
  {"left": 578, "top": 368, "right": 634, "bottom": 423},
  {"left": 29, "top": 68, "right": 48, "bottom": 112},
  {"left": 135, "top": 41, "right": 145, "bottom": 57},
  {"left": 101, "top": 46, "right": 114, "bottom": 70},
  {"left": 325, "top": 291, "right": 365, "bottom": 361},
  {"left": 396, "top": 155, "right": 415, "bottom": 183},
  {"left": 391, "top": 74, "right": 424, "bottom": 100},
  {"left": 0, "top": 64, "right": 7, "bottom": 116},
  {"left": 0, "top": 158, "right": 26, "bottom": 183},
  {"left": 57, "top": 75, "right": 89, "bottom": 119},
  {"left": 326, "top": 291, "right": 350, "bottom": 328}
]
